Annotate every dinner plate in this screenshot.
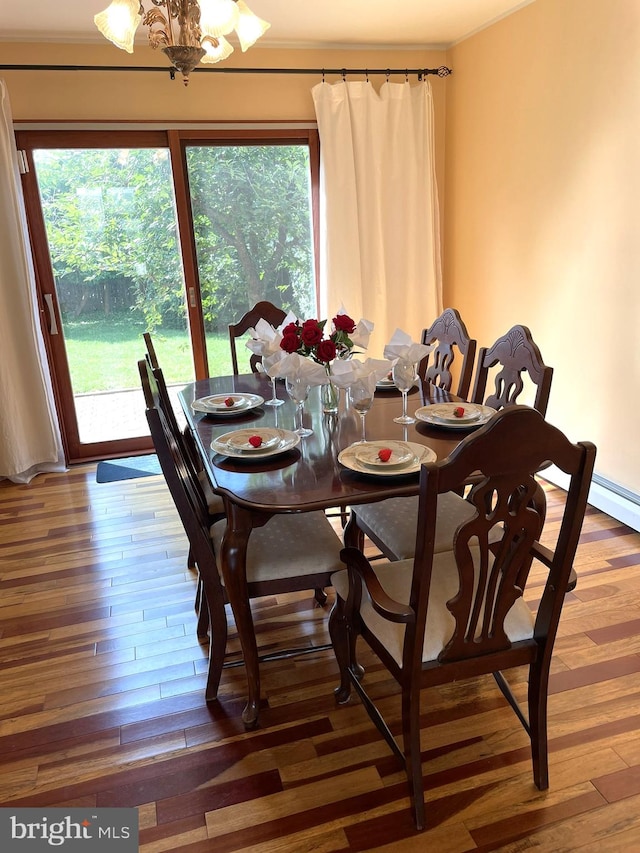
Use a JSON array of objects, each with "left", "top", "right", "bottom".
[
  {"left": 226, "top": 428, "right": 284, "bottom": 452},
  {"left": 375, "top": 376, "right": 396, "bottom": 390},
  {"left": 354, "top": 441, "right": 415, "bottom": 469},
  {"left": 338, "top": 441, "right": 436, "bottom": 477},
  {"left": 211, "top": 428, "right": 300, "bottom": 459},
  {"left": 192, "top": 393, "right": 264, "bottom": 415},
  {"left": 415, "top": 403, "right": 495, "bottom": 429}
]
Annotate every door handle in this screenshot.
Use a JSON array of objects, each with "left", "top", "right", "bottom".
[{"left": 43, "top": 293, "right": 59, "bottom": 335}]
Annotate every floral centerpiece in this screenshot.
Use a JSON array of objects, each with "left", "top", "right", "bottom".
[
  {"left": 280, "top": 312, "right": 371, "bottom": 363},
  {"left": 279, "top": 311, "right": 374, "bottom": 412}
]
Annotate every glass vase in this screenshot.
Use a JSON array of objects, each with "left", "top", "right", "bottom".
[{"left": 321, "top": 380, "right": 340, "bottom": 414}]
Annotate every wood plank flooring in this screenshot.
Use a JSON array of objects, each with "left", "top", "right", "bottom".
[{"left": 1, "top": 467, "right": 640, "bottom": 851}]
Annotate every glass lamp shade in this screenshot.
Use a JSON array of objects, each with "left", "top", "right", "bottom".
[
  {"left": 235, "top": 0, "right": 271, "bottom": 51},
  {"left": 94, "top": 0, "right": 142, "bottom": 53},
  {"left": 199, "top": 0, "right": 240, "bottom": 38},
  {"left": 200, "top": 35, "right": 234, "bottom": 64}
]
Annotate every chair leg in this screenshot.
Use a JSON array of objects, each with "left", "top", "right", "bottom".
[
  {"left": 328, "top": 596, "right": 352, "bottom": 704},
  {"left": 195, "top": 576, "right": 210, "bottom": 640},
  {"left": 200, "top": 575, "right": 228, "bottom": 703},
  {"left": 187, "top": 545, "right": 197, "bottom": 571},
  {"left": 314, "top": 587, "right": 328, "bottom": 606},
  {"left": 402, "top": 684, "right": 426, "bottom": 831},
  {"left": 528, "top": 660, "right": 550, "bottom": 790}
]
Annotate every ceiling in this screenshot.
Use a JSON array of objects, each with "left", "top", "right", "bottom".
[{"left": 0, "top": 0, "right": 532, "bottom": 49}]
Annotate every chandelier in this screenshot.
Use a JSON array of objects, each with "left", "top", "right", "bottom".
[{"left": 94, "top": 0, "right": 270, "bottom": 85}]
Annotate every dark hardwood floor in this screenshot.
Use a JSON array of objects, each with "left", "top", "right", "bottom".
[{"left": 1, "top": 466, "right": 640, "bottom": 851}]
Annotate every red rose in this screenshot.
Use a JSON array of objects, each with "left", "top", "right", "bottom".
[
  {"left": 315, "top": 339, "right": 337, "bottom": 363},
  {"left": 282, "top": 322, "right": 298, "bottom": 337},
  {"left": 280, "top": 331, "right": 300, "bottom": 353},
  {"left": 300, "top": 319, "right": 323, "bottom": 346},
  {"left": 333, "top": 313, "right": 356, "bottom": 333}
]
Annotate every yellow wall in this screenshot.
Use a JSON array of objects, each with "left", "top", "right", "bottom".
[
  {"left": 2, "top": 4, "right": 639, "bottom": 496},
  {"left": 445, "top": 0, "right": 640, "bottom": 494}
]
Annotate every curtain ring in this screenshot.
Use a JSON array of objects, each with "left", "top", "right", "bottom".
[
  {"left": 322, "top": 68, "right": 325, "bottom": 83},
  {"left": 365, "top": 69, "right": 369, "bottom": 83},
  {"left": 341, "top": 69, "right": 346, "bottom": 82},
  {"left": 405, "top": 69, "right": 409, "bottom": 83}
]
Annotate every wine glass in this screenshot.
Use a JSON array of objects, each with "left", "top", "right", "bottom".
[
  {"left": 392, "top": 358, "right": 417, "bottom": 424},
  {"left": 348, "top": 379, "right": 374, "bottom": 444},
  {"left": 286, "top": 376, "right": 313, "bottom": 437},
  {"left": 264, "top": 374, "right": 284, "bottom": 407},
  {"left": 263, "top": 355, "right": 284, "bottom": 407}
]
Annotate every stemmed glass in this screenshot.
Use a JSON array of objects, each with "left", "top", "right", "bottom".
[
  {"left": 264, "top": 374, "right": 284, "bottom": 407},
  {"left": 263, "top": 355, "right": 284, "bottom": 407},
  {"left": 392, "top": 358, "right": 417, "bottom": 424},
  {"left": 286, "top": 376, "right": 313, "bottom": 437},
  {"left": 348, "top": 379, "right": 374, "bottom": 444}
]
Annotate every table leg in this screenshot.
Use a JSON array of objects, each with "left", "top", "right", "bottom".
[{"left": 219, "top": 504, "right": 261, "bottom": 728}]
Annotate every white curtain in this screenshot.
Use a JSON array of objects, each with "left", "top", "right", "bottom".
[
  {"left": 312, "top": 79, "right": 442, "bottom": 356},
  {"left": 0, "top": 80, "right": 65, "bottom": 483}
]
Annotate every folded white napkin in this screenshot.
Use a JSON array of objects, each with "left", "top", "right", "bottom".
[
  {"left": 268, "top": 352, "right": 329, "bottom": 387},
  {"left": 350, "top": 317, "right": 375, "bottom": 351},
  {"left": 246, "top": 312, "right": 299, "bottom": 376},
  {"left": 329, "top": 357, "right": 393, "bottom": 392},
  {"left": 332, "top": 305, "right": 375, "bottom": 352},
  {"left": 383, "top": 328, "right": 434, "bottom": 364},
  {"left": 245, "top": 311, "right": 296, "bottom": 357}
]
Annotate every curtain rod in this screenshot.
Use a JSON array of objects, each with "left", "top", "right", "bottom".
[{"left": 0, "top": 64, "right": 452, "bottom": 81}]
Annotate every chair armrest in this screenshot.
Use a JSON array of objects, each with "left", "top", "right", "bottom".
[
  {"left": 531, "top": 541, "right": 554, "bottom": 568},
  {"left": 340, "top": 547, "right": 414, "bottom": 624}
]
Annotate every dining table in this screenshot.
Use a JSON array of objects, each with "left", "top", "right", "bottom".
[{"left": 178, "top": 372, "right": 486, "bottom": 726}]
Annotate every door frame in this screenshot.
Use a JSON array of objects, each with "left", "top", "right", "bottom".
[{"left": 16, "top": 126, "right": 321, "bottom": 463}]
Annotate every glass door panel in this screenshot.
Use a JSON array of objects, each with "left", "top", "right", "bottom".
[
  {"left": 184, "top": 144, "right": 317, "bottom": 376},
  {"left": 31, "top": 146, "right": 193, "bottom": 453}
]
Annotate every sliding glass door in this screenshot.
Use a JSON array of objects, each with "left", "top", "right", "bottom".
[
  {"left": 17, "top": 128, "right": 319, "bottom": 462},
  {"left": 183, "top": 140, "right": 317, "bottom": 374}
]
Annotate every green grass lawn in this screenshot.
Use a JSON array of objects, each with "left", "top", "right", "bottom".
[{"left": 63, "top": 316, "right": 234, "bottom": 393}]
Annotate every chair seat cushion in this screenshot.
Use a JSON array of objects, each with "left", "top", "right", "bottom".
[
  {"left": 332, "top": 552, "right": 534, "bottom": 666},
  {"left": 211, "top": 511, "right": 343, "bottom": 584},
  {"left": 198, "top": 470, "right": 225, "bottom": 517},
  {"left": 354, "top": 492, "right": 476, "bottom": 560}
]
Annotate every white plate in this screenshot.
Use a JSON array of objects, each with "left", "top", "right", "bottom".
[
  {"left": 375, "top": 376, "right": 396, "bottom": 389},
  {"left": 339, "top": 441, "right": 436, "bottom": 476},
  {"left": 354, "top": 441, "right": 415, "bottom": 469},
  {"left": 211, "top": 428, "right": 300, "bottom": 459},
  {"left": 226, "top": 428, "right": 284, "bottom": 452},
  {"left": 415, "top": 403, "right": 495, "bottom": 429},
  {"left": 192, "top": 393, "right": 264, "bottom": 415}
]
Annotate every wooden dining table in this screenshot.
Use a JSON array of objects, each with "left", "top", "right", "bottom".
[{"left": 178, "top": 372, "right": 475, "bottom": 726}]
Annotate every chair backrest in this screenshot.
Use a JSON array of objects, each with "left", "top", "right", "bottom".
[
  {"left": 470, "top": 325, "right": 553, "bottom": 415},
  {"left": 409, "top": 406, "right": 595, "bottom": 672},
  {"left": 142, "top": 334, "right": 204, "bottom": 479},
  {"left": 229, "top": 301, "right": 287, "bottom": 375},
  {"left": 138, "top": 358, "right": 227, "bottom": 695},
  {"left": 139, "top": 359, "right": 210, "bottom": 524},
  {"left": 142, "top": 332, "right": 159, "bottom": 369},
  {"left": 419, "top": 308, "right": 477, "bottom": 398}
]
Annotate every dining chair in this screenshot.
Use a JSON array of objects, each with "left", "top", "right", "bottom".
[
  {"left": 350, "top": 324, "right": 554, "bottom": 564},
  {"left": 470, "top": 324, "right": 553, "bottom": 416},
  {"left": 143, "top": 333, "right": 226, "bottom": 636},
  {"left": 139, "top": 358, "right": 344, "bottom": 706},
  {"left": 418, "top": 307, "right": 477, "bottom": 399},
  {"left": 229, "top": 300, "right": 287, "bottom": 375},
  {"left": 330, "top": 406, "right": 596, "bottom": 830}
]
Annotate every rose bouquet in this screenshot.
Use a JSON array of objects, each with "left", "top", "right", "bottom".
[{"left": 279, "top": 311, "right": 373, "bottom": 366}]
